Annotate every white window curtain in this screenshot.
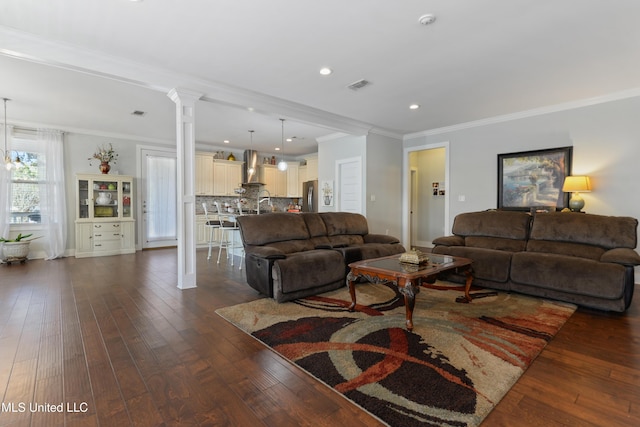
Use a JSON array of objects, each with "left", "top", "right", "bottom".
[
  {"left": 147, "top": 155, "right": 177, "bottom": 241},
  {"left": 38, "top": 129, "right": 67, "bottom": 259},
  {"left": 0, "top": 125, "right": 12, "bottom": 240}
]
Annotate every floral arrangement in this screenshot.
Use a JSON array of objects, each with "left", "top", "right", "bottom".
[
  {"left": 322, "top": 181, "right": 333, "bottom": 197},
  {"left": 89, "top": 143, "right": 118, "bottom": 166}
]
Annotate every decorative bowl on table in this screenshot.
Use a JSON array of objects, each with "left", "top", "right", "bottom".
[{"left": 399, "top": 249, "right": 429, "bottom": 265}]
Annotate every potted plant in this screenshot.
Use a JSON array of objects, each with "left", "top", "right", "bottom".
[{"left": 1, "top": 233, "right": 40, "bottom": 264}]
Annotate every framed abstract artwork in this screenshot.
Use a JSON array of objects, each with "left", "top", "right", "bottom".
[{"left": 498, "top": 146, "right": 572, "bottom": 211}]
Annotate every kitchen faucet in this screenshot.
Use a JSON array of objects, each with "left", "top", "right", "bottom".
[{"left": 257, "top": 189, "right": 271, "bottom": 214}]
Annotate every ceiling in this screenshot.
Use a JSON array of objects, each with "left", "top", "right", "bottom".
[{"left": 1, "top": 0, "right": 640, "bottom": 156}]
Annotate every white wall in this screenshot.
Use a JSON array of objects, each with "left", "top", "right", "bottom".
[
  {"left": 318, "top": 132, "right": 403, "bottom": 237},
  {"left": 317, "top": 134, "right": 366, "bottom": 214},
  {"left": 63, "top": 133, "right": 244, "bottom": 254},
  {"left": 366, "top": 133, "right": 402, "bottom": 238},
  {"left": 63, "top": 133, "right": 157, "bottom": 253},
  {"left": 404, "top": 96, "right": 640, "bottom": 234}
]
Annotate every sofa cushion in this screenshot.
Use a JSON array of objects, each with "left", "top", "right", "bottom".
[
  {"left": 525, "top": 240, "right": 605, "bottom": 261},
  {"left": 433, "top": 245, "right": 512, "bottom": 283},
  {"left": 452, "top": 210, "right": 532, "bottom": 240},
  {"left": 465, "top": 236, "right": 527, "bottom": 252},
  {"left": 301, "top": 213, "right": 332, "bottom": 248},
  {"left": 273, "top": 250, "right": 345, "bottom": 295},
  {"left": 302, "top": 213, "right": 326, "bottom": 237},
  {"left": 364, "top": 234, "right": 401, "bottom": 244},
  {"left": 530, "top": 212, "right": 638, "bottom": 249},
  {"left": 238, "top": 213, "right": 309, "bottom": 246},
  {"left": 432, "top": 235, "right": 465, "bottom": 246},
  {"left": 327, "top": 234, "right": 366, "bottom": 247},
  {"left": 265, "top": 239, "right": 315, "bottom": 254},
  {"left": 321, "top": 212, "right": 369, "bottom": 236},
  {"left": 601, "top": 248, "right": 640, "bottom": 266},
  {"left": 511, "top": 252, "right": 627, "bottom": 300}
]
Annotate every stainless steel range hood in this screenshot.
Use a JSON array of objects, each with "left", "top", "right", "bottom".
[{"left": 242, "top": 150, "right": 265, "bottom": 185}]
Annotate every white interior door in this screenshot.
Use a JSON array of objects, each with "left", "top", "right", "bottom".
[
  {"left": 141, "top": 149, "right": 178, "bottom": 248},
  {"left": 337, "top": 157, "right": 362, "bottom": 213}
]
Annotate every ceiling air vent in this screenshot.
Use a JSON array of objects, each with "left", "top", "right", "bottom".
[{"left": 347, "top": 79, "right": 371, "bottom": 91}]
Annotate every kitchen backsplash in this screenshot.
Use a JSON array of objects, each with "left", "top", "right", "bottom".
[{"left": 196, "top": 186, "right": 299, "bottom": 215}]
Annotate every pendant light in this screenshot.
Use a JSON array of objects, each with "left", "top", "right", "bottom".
[
  {"left": 277, "top": 118, "right": 288, "bottom": 171},
  {"left": 2, "top": 98, "right": 12, "bottom": 171},
  {"left": 1, "top": 98, "right": 23, "bottom": 171},
  {"left": 247, "top": 130, "right": 255, "bottom": 175}
]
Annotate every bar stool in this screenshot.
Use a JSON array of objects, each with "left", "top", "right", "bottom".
[
  {"left": 202, "top": 203, "right": 219, "bottom": 260},
  {"left": 213, "top": 202, "right": 244, "bottom": 268}
]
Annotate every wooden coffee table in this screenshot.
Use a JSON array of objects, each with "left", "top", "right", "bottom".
[{"left": 347, "top": 253, "right": 495, "bottom": 331}]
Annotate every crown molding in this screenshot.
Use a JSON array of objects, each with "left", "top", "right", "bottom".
[
  {"left": 369, "top": 128, "right": 403, "bottom": 140},
  {"left": 404, "top": 87, "right": 640, "bottom": 140},
  {"left": 316, "top": 133, "right": 350, "bottom": 143},
  {"left": 0, "top": 26, "right": 379, "bottom": 138},
  {"left": 7, "top": 117, "right": 174, "bottom": 146}
]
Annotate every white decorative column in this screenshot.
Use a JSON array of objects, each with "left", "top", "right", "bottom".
[{"left": 168, "top": 88, "right": 202, "bottom": 289}]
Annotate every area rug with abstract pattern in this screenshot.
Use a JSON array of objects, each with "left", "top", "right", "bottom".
[{"left": 216, "top": 281, "right": 575, "bottom": 427}]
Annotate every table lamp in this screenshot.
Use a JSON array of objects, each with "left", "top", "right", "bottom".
[{"left": 562, "top": 175, "right": 591, "bottom": 212}]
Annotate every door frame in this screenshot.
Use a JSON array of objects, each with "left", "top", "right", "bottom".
[
  {"left": 402, "top": 141, "right": 450, "bottom": 249},
  {"left": 410, "top": 167, "right": 419, "bottom": 247},
  {"left": 136, "top": 144, "right": 178, "bottom": 250}
]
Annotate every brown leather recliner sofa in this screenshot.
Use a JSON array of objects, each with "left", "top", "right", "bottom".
[
  {"left": 432, "top": 210, "right": 640, "bottom": 312},
  {"left": 237, "top": 212, "right": 405, "bottom": 302}
]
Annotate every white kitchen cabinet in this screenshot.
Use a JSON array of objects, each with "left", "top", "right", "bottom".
[
  {"left": 75, "top": 173, "right": 136, "bottom": 258},
  {"left": 195, "top": 153, "right": 215, "bottom": 195},
  {"left": 298, "top": 165, "right": 307, "bottom": 198},
  {"left": 286, "top": 162, "right": 300, "bottom": 197},
  {"left": 305, "top": 157, "right": 318, "bottom": 181},
  {"left": 260, "top": 164, "right": 287, "bottom": 197},
  {"left": 212, "top": 160, "right": 243, "bottom": 196}
]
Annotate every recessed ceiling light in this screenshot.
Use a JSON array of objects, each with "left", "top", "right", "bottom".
[
  {"left": 286, "top": 138, "right": 293, "bottom": 142},
  {"left": 319, "top": 67, "right": 333, "bottom": 76},
  {"left": 275, "top": 147, "right": 281, "bottom": 151},
  {"left": 409, "top": 104, "right": 420, "bottom": 110},
  {"left": 223, "top": 140, "right": 230, "bottom": 144}
]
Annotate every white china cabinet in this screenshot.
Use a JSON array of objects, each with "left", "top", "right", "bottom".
[{"left": 75, "top": 174, "right": 135, "bottom": 258}]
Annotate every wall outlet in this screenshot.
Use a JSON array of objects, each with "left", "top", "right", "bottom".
[{"left": 458, "top": 195, "right": 466, "bottom": 202}]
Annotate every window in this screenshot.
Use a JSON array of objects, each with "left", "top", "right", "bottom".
[{"left": 10, "top": 141, "right": 43, "bottom": 224}]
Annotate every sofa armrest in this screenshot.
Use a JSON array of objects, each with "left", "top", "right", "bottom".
[
  {"left": 432, "top": 235, "right": 465, "bottom": 247},
  {"left": 364, "top": 234, "right": 400, "bottom": 244},
  {"left": 600, "top": 248, "right": 640, "bottom": 266},
  {"left": 245, "top": 246, "right": 286, "bottom": 260}
]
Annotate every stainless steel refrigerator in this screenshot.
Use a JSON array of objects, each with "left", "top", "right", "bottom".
[{"left": 302, "top": 180, "right": 318, "bottom": 212}]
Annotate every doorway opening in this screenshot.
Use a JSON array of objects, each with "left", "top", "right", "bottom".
[{"left": 403, "top": 142, "right": 449, "bottom": 250}]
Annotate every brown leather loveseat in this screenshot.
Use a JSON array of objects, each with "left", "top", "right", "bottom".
[{"left": 237, "top": 212, "right": 405, "bottom": 302}]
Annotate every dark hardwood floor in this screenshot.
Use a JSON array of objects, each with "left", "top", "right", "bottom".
[{"left": 0, "top": 249, "right": 638, "bottom": 426}]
